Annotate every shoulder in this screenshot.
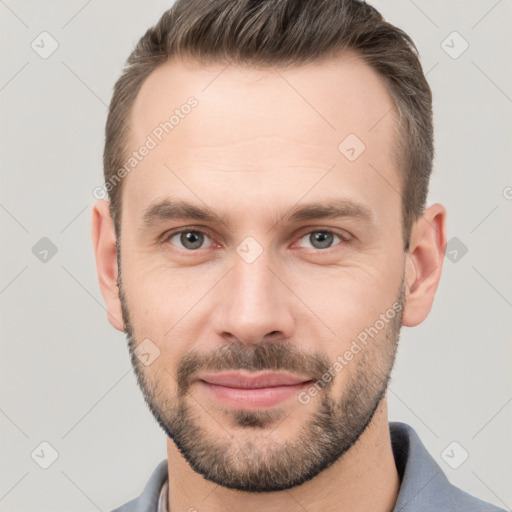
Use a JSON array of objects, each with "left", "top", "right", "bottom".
[{"left": 389, "top": 422, "right": 506, "bottom": 512}]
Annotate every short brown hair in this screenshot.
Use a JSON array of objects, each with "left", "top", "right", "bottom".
[{"left": 104, "top": 0, "right": 433, "bottom": 252}]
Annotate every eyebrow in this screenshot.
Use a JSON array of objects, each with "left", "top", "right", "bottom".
[{"left": 141, "top": 197, "right": 375, "bottom": 230}]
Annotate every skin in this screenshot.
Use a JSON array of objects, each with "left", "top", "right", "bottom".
[{"left": 92, "top": 51, "right": 446, "bottom": 512}]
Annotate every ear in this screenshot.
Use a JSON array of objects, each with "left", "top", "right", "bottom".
[
  {"left": 402, "top": 203, "right": 447, "bottom": 327},
  {"left": 91, "top": 200, "right": 125, "bottom": 332}
]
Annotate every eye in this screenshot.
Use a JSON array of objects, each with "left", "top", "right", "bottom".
[
  {"left": 162, "top": 227, "right": 349, "bottom": 252},
  {"left": 166, "top": 229, "right": 213, "bottom": 251},
  {"left": 297, "top": 229, "right": 347, "bottom": 250}
]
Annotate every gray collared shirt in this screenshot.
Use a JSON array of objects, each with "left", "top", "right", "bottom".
[{"left": 111, "top": 421, "right": 506, "bottom": 512}]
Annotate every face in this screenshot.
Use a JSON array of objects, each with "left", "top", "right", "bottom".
[{"left": 116, "top": 52, "right": 408, "bottom": 492}]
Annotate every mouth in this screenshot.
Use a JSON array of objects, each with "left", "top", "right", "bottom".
[{"left": 196, "top": 371, "right": 314, "bottom": 409}]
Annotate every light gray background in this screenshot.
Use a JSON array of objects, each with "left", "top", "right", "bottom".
[{"left": 1, "top": 1, "right": 511, "bottom": 511}]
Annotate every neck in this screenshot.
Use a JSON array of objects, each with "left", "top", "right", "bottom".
[{"left": 165, "top": 398, "right": 400, "bottom": 512}]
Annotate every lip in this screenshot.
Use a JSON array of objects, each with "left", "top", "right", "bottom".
[
  {"left": 197, "top": 371, "right": 314, "bottom": 409},
  {"left": 198, "top": 371, "right": 312, "bottom": 388}
]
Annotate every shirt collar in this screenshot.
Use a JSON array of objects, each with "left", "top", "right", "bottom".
[{"left": 157, "top": 478, "right": 168, "bottom": 512}]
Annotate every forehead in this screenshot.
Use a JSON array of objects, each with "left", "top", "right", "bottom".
[
  {"left": 130, "top": 52, "right": 397, "bottom": 147},
  {"left": 123, "top": 52, "right": 401, "bottom": 227}
]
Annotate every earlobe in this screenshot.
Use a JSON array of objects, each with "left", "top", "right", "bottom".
[
  {"left": 401, "top": 203, "right": 447, "bottom": 328},
  {"left": 91, "top": 200, "right": 125, "bottom": 332}
]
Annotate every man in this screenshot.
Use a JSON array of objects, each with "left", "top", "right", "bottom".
[{"left": 91, "top": 0, "right": 505, "bottom": 511}]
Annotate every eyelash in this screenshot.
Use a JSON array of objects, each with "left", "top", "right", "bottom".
[{"left": 161, "top": 226, "right": 351, "bottom": 252}]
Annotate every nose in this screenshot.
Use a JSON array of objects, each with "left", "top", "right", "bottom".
[{"left": 212, "top": 251, "right": 295, "bottom": 346}]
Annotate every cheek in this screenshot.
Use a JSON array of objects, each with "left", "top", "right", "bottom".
[
  {"left": 288, "top": 263, "right": 399, "bottom": 344},
  {"left": 123, "top": 273, "right": 211, "bottom": 370},
  {"left": 123, "top": 259, "right": 201, "bottom": 321}
]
